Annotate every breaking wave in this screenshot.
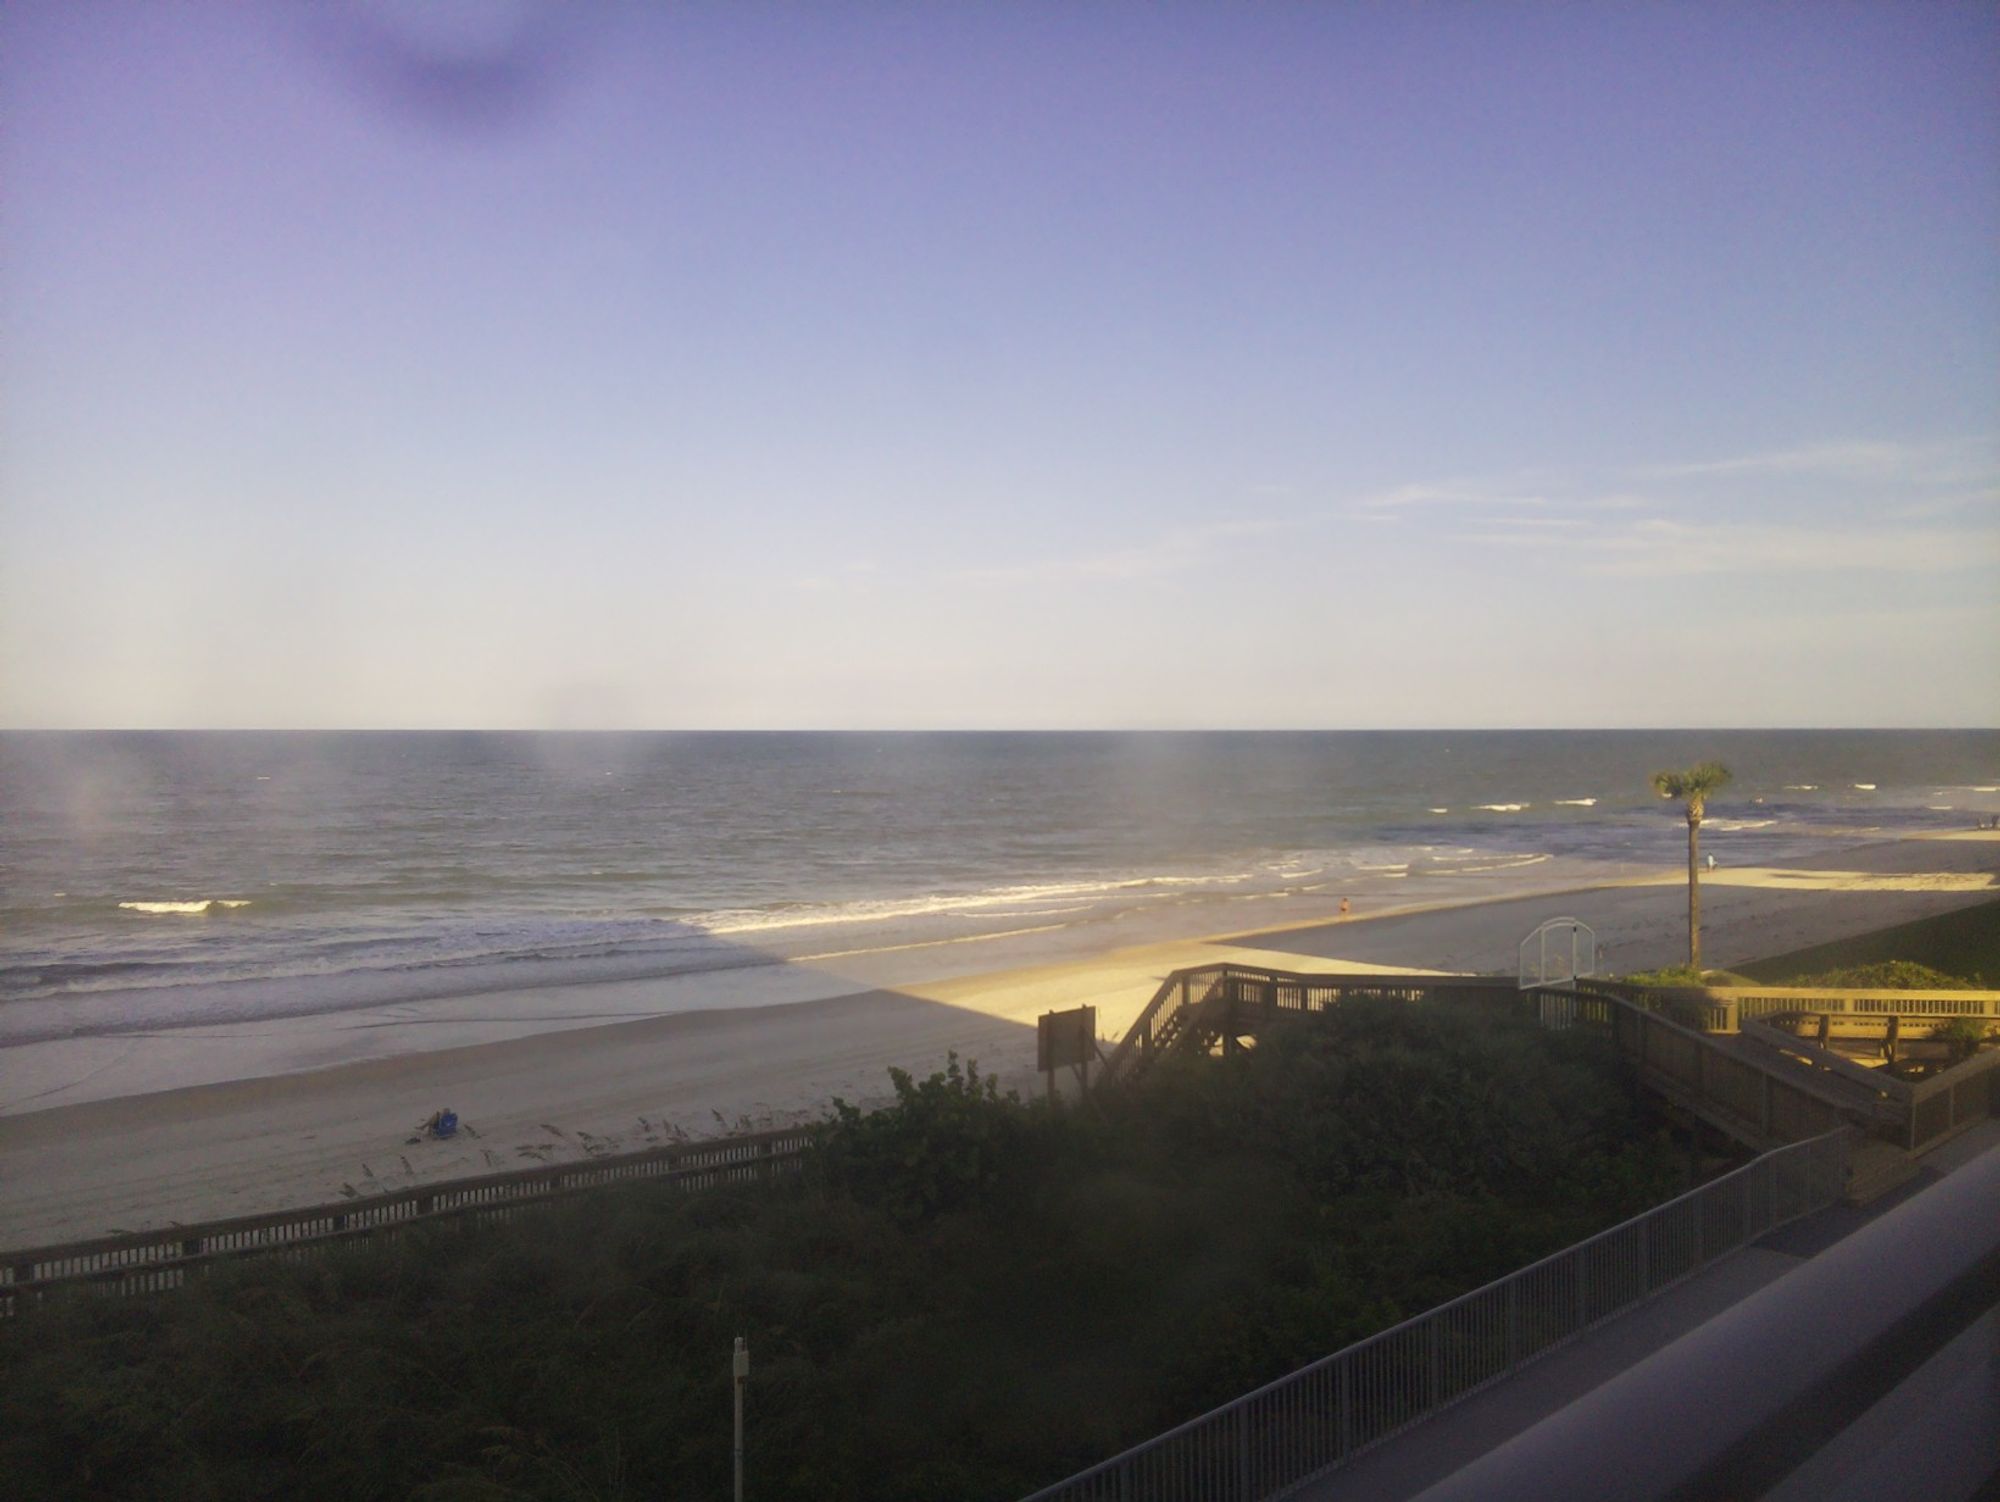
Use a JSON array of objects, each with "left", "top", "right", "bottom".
[{"left": 118, "top": 899, "right": 253, "bottom": 916}]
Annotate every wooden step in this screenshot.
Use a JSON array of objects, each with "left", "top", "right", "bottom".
[{"left": 1844, "top": 1140, "right": 1920, "bottom": 1206}]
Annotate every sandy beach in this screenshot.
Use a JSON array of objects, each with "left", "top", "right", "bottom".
[{"left": 2, "top": 833, "right": 1994, "bottom": 1249}]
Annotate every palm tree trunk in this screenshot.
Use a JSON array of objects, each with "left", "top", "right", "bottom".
[{"left": 1687, "top": 812, "right": 1702, "bottom": 971}]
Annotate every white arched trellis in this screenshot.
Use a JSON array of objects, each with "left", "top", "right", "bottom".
[{"left": 1519, "top": 916, "right": 1598, "bottom": 991}]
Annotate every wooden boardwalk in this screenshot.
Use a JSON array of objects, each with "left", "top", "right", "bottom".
[{"left": 1106, "top": 964, "right": 2000, "bottom": 1193}]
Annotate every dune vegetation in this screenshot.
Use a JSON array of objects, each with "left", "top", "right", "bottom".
[
  {"left": 1734, "top": 898, "right": 1998, "bottom": 989},
  {"left": 2, "top": 997, "right": 1687, "bottom": 1502}
]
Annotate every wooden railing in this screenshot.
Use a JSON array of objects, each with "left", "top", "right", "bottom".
[
  {"left": 1572, "top": 981, "right": 2000, "bottom": 1156},
  {"left": 1099, "top": 965, "right": 1229, "bottom": 1086},
  {"left": 1100, "top": 967, "right": 1518, "bottom": 1088},
  {"left": 1026, "top": 964, "right": 1994, "bottom": 1500},
  {"left": 21, "top": 970, "right": 1993, "bottom": 1318},
  {"left": 1213, "top": 968, "right": 1521, "bottom": 1024},
  {"left": 1, "top": 1124, "right": 816, "bottom": 1315},
  {"left": 1575, "top": 981, "right": 2000, "bottom": 1035},
  {"left": 1597, "top": 995, "right": 1883, "bottom": 1146},
  {"left": 1107, "top": 964, "right": 2000, "bottom": 1161}
]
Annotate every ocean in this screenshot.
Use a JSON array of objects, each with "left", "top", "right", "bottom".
[{"left": 2, "top": 730, "right": 1995, "bottom": 1047}]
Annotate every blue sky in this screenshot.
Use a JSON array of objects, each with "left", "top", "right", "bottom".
[{"left": 4, "top": 1, "right": 1995, "bottom": 728}]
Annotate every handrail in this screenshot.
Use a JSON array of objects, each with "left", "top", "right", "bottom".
[
  {"left": 1729, "top": 986, "right": 2000, "bottom": 1020},
  {"left": 1734, "top": 1011, "right": 2000, "bottom": 1153},
  {"left": 1100, "top": 965, "right": 1248, "bottom": 1087},
  {"left": 2, "top": 1124, "right": 817, "bottom": 1313},
  {"left": 1100, "top": 967, "right": 1519, "bottom": 1089},
  {"left": 1738, "top": 1015, "right": 1921, "bottom": 1096},
  {"left": 1556, "top": 980, "right": 2000, "bottom": 1035},
  {"left": 1019, "top": 1128, "right": 1852, "bottom": 1501},
  {"left": 1410, "top": 1140, "right": 2000, "bottom": 1502}
]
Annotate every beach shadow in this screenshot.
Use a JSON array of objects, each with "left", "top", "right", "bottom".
[
  {"left": 1228, "top": 878, "right": 1999, "bottom": 979},
  {"left": 0, "top": 925, "right": 1108, "bottom": 1244}
]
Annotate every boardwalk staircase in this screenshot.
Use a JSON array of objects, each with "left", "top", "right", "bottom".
[
  {"left": 1101, "top": 964, "right": 2000, "bottom": 1207},
  {"left": 1020, "top": 964, "right": 2000, "bottom": 1501},
  {"left": 1099, "top": 965, "right": 1523, "bottom": 1089}
]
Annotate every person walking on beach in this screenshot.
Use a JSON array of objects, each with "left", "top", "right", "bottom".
[
  {"left": 1339, "top": 897, "right": 1351, "bottom": 917},
  {"left": 1706, "top": 854, "right": 1717, "bottom": 873}
]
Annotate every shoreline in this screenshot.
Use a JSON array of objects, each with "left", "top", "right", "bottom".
[
  {"left": 9, "top": 823, "right": 1985, "bottom": 1089},
  {"left": 1, "top": 832, "right": 1994, "bottom": 1247}
]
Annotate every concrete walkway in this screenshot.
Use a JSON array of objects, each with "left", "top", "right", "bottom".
[{"left": 1293, "top": 1119, "right": 2000, "bottom": 1501}]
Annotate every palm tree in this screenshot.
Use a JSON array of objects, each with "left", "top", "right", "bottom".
[{"left": 1651, "top": 762, "right": 1732, "bottom": 971}]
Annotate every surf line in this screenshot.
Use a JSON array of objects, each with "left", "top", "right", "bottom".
[{"left": 793, "top": 921, "right": 1075, "bottom": 964}]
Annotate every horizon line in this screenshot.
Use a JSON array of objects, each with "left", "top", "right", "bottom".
[{"left": 3, "top": 725, "right": 1996, "bottom": 736}]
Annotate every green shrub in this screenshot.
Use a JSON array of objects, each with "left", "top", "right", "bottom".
[
  {"left": 814, "top": 1052, "right": 1035, "bottom": 1224},
  {"left": 1781, "top": 960, "right": 1981, "bottom": 990},
  {"left": 1930, "top": 1016, "right": 1992, "bottom": 1061},
  {"left": 1618, "top": 966, "right": 1757, "bottom": 988},
  {"left": 1, "top": 1004, "right": 1686, "bottom": 1502},
  {"left": 1739, "top": 901, "right": 2000, "bottom": 987}
]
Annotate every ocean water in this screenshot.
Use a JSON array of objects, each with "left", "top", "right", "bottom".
[{"left": 2, "top": 730, "right": 1995, "bottom": 1045}]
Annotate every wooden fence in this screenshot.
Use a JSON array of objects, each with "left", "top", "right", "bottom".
[{"left": 2, "top": 1124, "right": 816, "bottom": 1315}]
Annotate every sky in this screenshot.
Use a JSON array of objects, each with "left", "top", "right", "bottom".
[{"left": 3, "top": 1, "right": 1996, "bottom": 730}]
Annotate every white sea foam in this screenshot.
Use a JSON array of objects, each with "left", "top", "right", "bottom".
[
  {"left": 1443, "top": 853, "right": 1553, "bottom": 874},
  {"left": 699, "top": 874, "right": 1223, "bottom": 936},
  {"left": 1784, "top": 784, "right": 1819, "bottom": 791},
  {"left": 1429, "top": 807, "right": 1449, "bottom": 814},
  {"left": 1853, "top": 783, "right": 1876, "bottom": 790},
  {"left": 119, "top": 899, "right": 252, "bottom": 915},
  {"left": 1475, "top": 803, "right": 1528, "bottom": 813},
  {"left": 1554, "top": 798, "right": 1597, "bottom": 806},
  {"left": 1704, "top": 818, "right": 1775, "bottom": 832}
]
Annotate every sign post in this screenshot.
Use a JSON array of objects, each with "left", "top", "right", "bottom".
[
  {"left": 1037, "top": 1006, "right": 1099, "bottom": 1100},
  {"left": 733, "top": 1336, "right": 748, "bottom": 1502}
]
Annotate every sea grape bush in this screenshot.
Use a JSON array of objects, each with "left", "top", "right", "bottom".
[
  {"left": 815, "top": 1053, "right": 1033, "bottom": 1224},
  {"left": 0, "top": 999, "right": 1686, "bottom": 1502}
]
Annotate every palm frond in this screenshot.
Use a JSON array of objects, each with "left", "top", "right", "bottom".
[{"left": 1651, "top": 762, "right": 1732, "bottom": 803}]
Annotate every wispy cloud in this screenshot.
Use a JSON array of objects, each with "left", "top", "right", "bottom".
[
  {"left": 1884, "top": 488, "right": 2000, "bottom": 522},
  {"left": 1643, "top": 440, "right": 1910, "bottom": 479},
  {"left": 1344, "top": 474, "right": 1665, "bottom": 519},
  {"left": 1643, "top": 434, "right": 1999, "bottom": 484},
  {"left": 1350, "top": 481, "right": 1551, "bottom": 511},
  {"left": 954, "top": 518, "right": 1290, "bottom": 586},
  {"left": 1463, "top": 517, "right": 2000, "bottom": 576}
]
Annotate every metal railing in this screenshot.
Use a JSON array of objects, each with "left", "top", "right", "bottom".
[
  {"left": 1019, "top": 1128, "right": 1851, "bottom": 1502},
  {"left": 2, "top": 1124, "right": 816, "bottom": 1314}
]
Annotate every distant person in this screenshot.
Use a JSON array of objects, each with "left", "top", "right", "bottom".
[
  {"left": 1339, "top": 897, "right": 1351, "bottom": 916},
  {"left": 1706, "top": 854, "right": 1716, "bottom": 873}
]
